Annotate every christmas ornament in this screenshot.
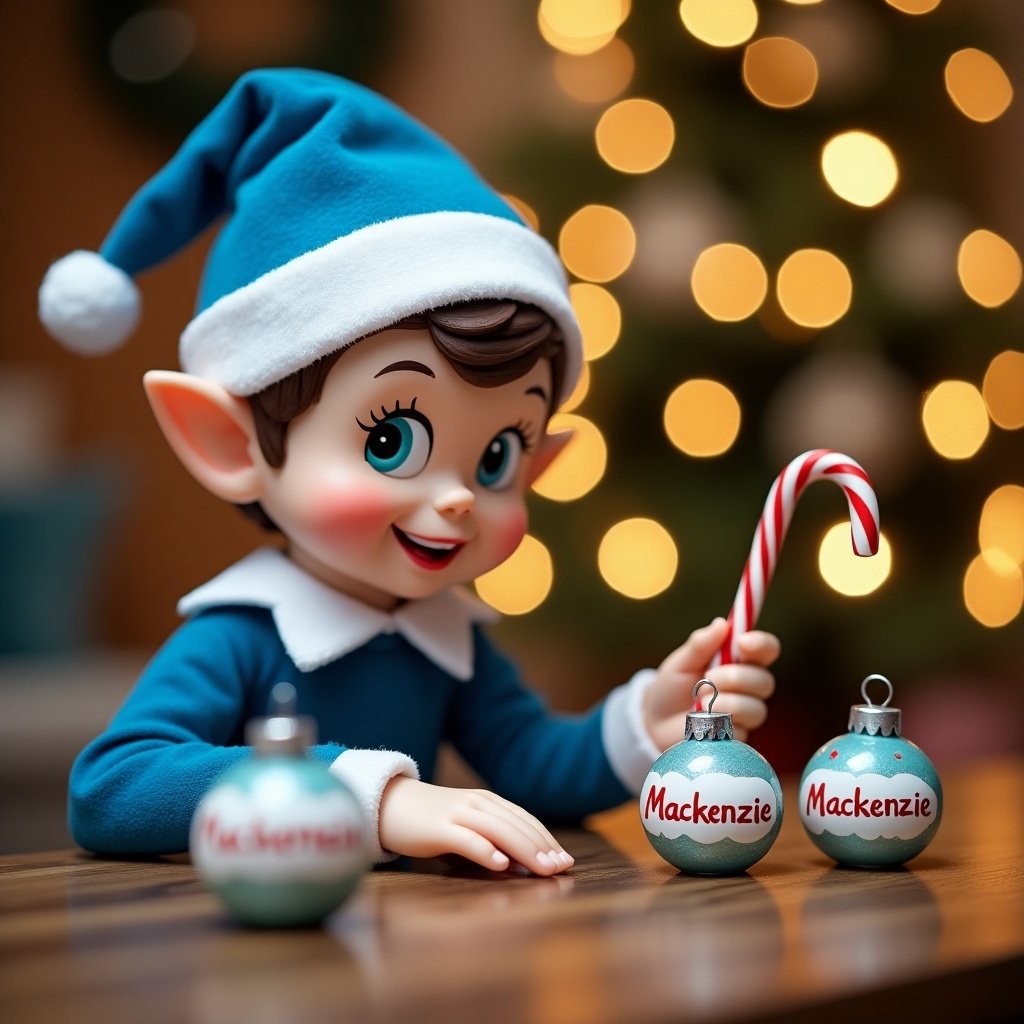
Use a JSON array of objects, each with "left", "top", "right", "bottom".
[
  {"left": 711, "top": 449, "right": 880, "bottom": 667},
  {"left": 641, "top": 681, "right": 783, "bottom": 874},
  {"left": 799, "top": 674, "right": 942, "bottom": 867},
  {"left": 191, "top": 683, "right": 369, "bottom": 926}
]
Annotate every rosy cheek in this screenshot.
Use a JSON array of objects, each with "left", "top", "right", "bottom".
[
  {"left": 493, "top": 504, "right": 528, "bottom": 562},
  {"left": 303, "top": 479, "right": 395, "bottom": 541}
]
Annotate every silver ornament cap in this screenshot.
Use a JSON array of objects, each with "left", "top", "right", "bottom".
[
  {"left": 848, "top": 674, "right": 902, "bottom": 737},
  {"left": 683, "top": 679, "right": 734, "bottom": 741},
  {"left": 246, "top": 682, "right": 318, "bottom": 754}
]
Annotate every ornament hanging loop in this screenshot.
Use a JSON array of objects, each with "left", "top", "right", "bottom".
[
  {"left": 861, "top": 673, "right": 894, "bottom": 708},
  {"left": 684, "top": 679, "right": 733, "bottom": 741},
  {"left": 693, "top": 678, "right": 719, "bottom": 712}
]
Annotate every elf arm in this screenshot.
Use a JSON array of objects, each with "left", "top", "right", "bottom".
[
  {"left": 68, "top": 607, "right": 415, "bottom": 857},
  {"left": 444, "top": 627, "right": 640, "bottom": 821}
]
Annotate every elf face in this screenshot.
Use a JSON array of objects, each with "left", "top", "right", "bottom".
[{"left": 254, "top": 328, "right": 553, "bottom": 610}]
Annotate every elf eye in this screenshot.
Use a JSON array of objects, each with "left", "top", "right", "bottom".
[
  {"left": 360, "top": 409, "right": 433, "bottom": 478},
  {"left": 477, "top": 429, "right": 524, "bottom": 490}
]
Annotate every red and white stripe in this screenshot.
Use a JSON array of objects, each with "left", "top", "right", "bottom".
[{"left": 711, "top": 449, "right": 880, "bottom": 668}]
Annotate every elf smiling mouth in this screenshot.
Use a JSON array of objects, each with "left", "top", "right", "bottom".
[{"left": 393, "top": 527, "right": 466, "bottom": 570}]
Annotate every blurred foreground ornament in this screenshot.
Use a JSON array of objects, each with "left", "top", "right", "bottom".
[
  {"left": 641, "top": 681, "right": 783, "bottom": 874},
  {"left": 191, "top": 683, "right": 368, "bottom": 927},
  {"left": 799, "top": 675, "right": 942, "bottom": 867}
]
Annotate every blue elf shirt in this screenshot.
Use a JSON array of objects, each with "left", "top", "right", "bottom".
[{"left": 69, "top": 548, "right": 661, "bottom": 860}]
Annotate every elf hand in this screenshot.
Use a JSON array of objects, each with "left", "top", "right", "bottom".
[
  {"left": 643, "top": 617, "right": 779, "bottom": 750},
  {"left": 378, "top": 777, "right": 574, "bottom": 876}
]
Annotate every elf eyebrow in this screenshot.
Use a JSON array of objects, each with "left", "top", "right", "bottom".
[
  {"left": 374, "top": 360, "right": 436, "bottom": 378},
  {"left": 526, "top": 385, "right": 549, "bottom": 404}
]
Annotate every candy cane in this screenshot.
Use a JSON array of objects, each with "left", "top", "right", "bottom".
[{"left": 711, "top": 449, "right": 880, "bottom": 667}]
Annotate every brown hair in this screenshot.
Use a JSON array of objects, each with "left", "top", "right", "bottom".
[{"left": 240, "top": 299, "right": 565, "bottom": 530}]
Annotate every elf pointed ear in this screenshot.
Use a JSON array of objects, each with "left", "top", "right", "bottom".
[
  {"left": 526, "top": 429, "right": 574, "bottom": 488},
  {"left": 143, "top": 370, "right": 264, "bottom": 503}
]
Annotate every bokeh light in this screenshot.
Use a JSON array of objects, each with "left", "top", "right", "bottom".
[
  {"left": 818, "top": 524, "right": 892, "bottom": 597},
  {"left": 623, "top": 178, "right": 741, "bottom": 312},
  {"left": 475, "top": 534, "right": 553, "bottom": 615},
  {"left": 553, "top": 37, "right": 634, "bottom": 104},
  {"left": 109, "top": 9, "right": 194, "bottom": 83},
  {"left": 560, "top": 361, "right": 591, "bottom": 413},
  {"left": 885, "top": 0, "right": 941, "bottom": 13},
  {"left": 679, "top": 0, "right": 757, "bottom": 48},
  {"left": 531, "top": 412, "right": 607, "bottom": 501},
  {"left": 570, "top": 283, "right": 621, "bottom": 360},
  {"left": 559, "top": 205, "right": 636, "bottom": 282},
  {"left": 979, "top": 485, "right": 1024, "bottom": 566},
  {"left": 821, "top": 131, "right": 898, "bottom": 208},
  {"left": 944, "top": 48, "right": 1014, "bottom": 123},
  {"left": 690, "top": 242, "right": 768, "bottom": 321},
  {"left": 867, "top": 197, "right": 967, "bottom": 312},
  {"left": 983, "top": 350, "right": 1024, "bottom": 430},
  {"left": 501, "top": 194, "right": 539, "bottom": 232},
  {"left": 921, "top": 380, "right": 989, "bottom": 459},
  {"left": 598, "top": 518, "right": 678, "bottom": 599},
  {"left": 742, "top": 37, "right": 818, "bottom": 109},
  {"left": 963, "top": 550, "right": 1023, "bottom": 628},
  {"left": 776, "top": 249, "right": 853, "bottom": 328},
  {"left": 957, "top": 229, "right": 1022, "bottom": 308},
  {"left": 764, "top": 351, "right": 917, "bottom": 491},
  {"left": 538, "top": 0, "right": 629, "bottom": 55},
  {"left": 595, "top": 98, "right": 675, "bottom": 174},
  {"left": 664, "top": 379, "right": 742, "bottom": 457}
]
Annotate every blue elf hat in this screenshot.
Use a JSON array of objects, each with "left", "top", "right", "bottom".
[{"left": 38, "top": 68, "right": 582, "bottom": 400}]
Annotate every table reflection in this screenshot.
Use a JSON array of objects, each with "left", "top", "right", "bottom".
[
  {"left": 801, "top": 866, "right": 941, "bottom": 984},
  {"left": 602, "top": 873, "right": 785, "bottom": 1014}
]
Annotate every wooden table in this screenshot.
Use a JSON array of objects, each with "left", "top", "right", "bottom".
[{"left": 2, "top": 758, "right": 1022, "bottom": 1024}]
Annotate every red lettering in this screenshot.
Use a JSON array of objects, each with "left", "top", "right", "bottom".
[
  {"left": 854, "top": 787, "right": 869, "bottom": 816},
  {"left": 201, "top": 813, "right": 359, "bottom": 856},
  {"left": 644, "top": 785, "right": 666, "bottom": 820},
  {"left": 645, "top": 784, "right": 777, "bottom": 830},
  {"left": 807, "top": 781, "right": 935, "bottom": 820},
  {"left": 806, "top": 783, "right": 826, "bottom": 816}
]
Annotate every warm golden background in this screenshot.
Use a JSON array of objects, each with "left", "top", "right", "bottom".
[{"left": 1, "top": 0, "right": 1021, "bottom": 851}]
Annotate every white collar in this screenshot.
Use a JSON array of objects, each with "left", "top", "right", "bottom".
[{"left": 177, "top": 547, "right": 498, "bottom": 680}]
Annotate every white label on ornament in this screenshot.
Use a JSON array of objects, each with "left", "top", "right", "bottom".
[
  {"left": 641, "top": 771, "right": 777, "bottom": 844},
  {"left": 799, "top": 769, "right": 938, "bottom": 841},
  {"left": 191, "top": 785, "right": 366, "bottom": 881}
]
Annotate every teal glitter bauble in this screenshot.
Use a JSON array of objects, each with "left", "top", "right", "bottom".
[
  {"left": 192, "top": 756, "right": 368, "bottom": 926},
  {"left": 799, "top": 675, "right": 942, "bottom": 868},
  {"left": 191, "top": 684, "right": 369, "bottom": 927},
  {"left": 640, "top": 681, "right": 783, "bottom": 875}
]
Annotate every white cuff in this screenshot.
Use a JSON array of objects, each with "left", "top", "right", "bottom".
[
  {"left": 602, "top": 669, "right": 663, "bottom": 795},
  {"left": 329, "top": 749, "right": 420, "bottom": 863}
]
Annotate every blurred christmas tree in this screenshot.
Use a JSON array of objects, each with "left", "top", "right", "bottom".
[
  {"left": 476, "top": 0, "right": 1023, "bottom": 735},
  {"left": 58, "top": 0, "right": 1021, "bottom": 762}
]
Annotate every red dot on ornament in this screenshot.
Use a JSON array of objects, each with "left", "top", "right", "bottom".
[
  {"left": 829, "top": 749, "right": 839, "bottom": 760},
  {"left": 894, "top": 752, "right": 903, "bottom": 760}
]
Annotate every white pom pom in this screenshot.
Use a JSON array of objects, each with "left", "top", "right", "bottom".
[{"left": 38, "top": 250, "right": 141, "bottom": 355}]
